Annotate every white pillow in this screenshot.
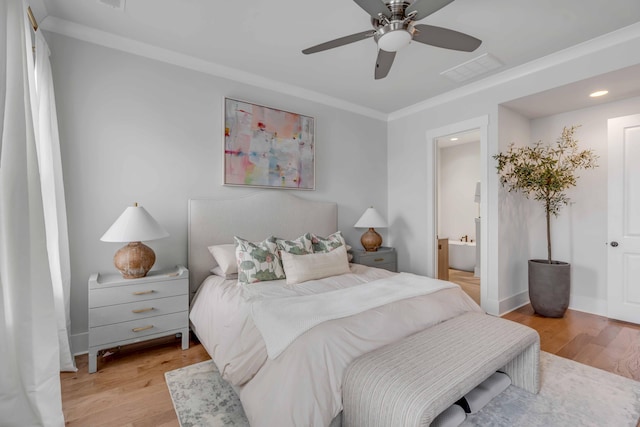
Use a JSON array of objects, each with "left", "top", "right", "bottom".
[
  {"left": 281, "top": 245, "right": 350, "bottom": 285},
  {"left": 207, "top": 244, "right": 237, "bottom": 275},
  {"left": 210, "top": 266, "right": 238, "bottom": 280}
]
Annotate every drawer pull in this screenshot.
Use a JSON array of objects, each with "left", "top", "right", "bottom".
[
  {"left": 132, "top": 290, "right": 155, "bottom": 296},
  {"left": 132, "top": 307, "right": 154, "bottom": 314},
  {"left": 132, "top": 325, "right": 153, "bottom": 332},
  {"left": 374, "top": 258, "right": 385, "bottom": 262}
]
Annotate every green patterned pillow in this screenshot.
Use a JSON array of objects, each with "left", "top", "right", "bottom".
[
  {"left": 276, "top": 233, "right": 313, "bottom": 256},
  {"left": 311, "top": 231, "right": 346, "bottom": 253},
  {"left": 234, "top": 236, "right": 285, "bottom": 285}
]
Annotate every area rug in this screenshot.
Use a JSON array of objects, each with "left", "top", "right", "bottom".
[{"left": 165, "top": 352, "right": 640, "bottom": 427}]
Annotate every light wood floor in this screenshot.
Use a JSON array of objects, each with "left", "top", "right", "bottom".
[
  {"left": 61, "top": 307, "right": 640, "bottom": 426},
  {"left": 449, "top": 267, "right": 640, "bottom": 381},
  {"left": 61, "top": 335, "right": 210, "bottom": 427},
  {"left": 449, "top": 268, "right": 480, "bottom": 305}
]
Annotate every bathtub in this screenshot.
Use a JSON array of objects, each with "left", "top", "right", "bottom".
[{"left": 448, "top": 240, "right": 476, "bottom": 272}]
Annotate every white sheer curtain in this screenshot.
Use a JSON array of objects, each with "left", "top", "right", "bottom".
[
  {"left": 0, "top": 0, "right": 66, "bottom": 425},
  {"left": 30, "top": 16, "right": 76, "bottom": 373}
]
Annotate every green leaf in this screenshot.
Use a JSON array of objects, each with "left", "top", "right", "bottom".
[
  {"left": 238, "top": 271, "right": 248, "bottom": 284},
  {"left": 254, "top": 270, "right": 278, "bottom": 281},
  {"left": 240, "top": 260, "right": 256, "bottom": 270},
  {"left": 286, "top": 247, "right": 307, "bottom": 255},
  {"left": 493, "top": 125, "right": 598, "bottom": 263},
  {"left": 249, "top": 247, "right": 270, "bottom": 263}
]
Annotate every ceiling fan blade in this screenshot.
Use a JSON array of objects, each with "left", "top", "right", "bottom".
[
  {"left": 406, "top": 0, "right": 455, "bottom": 21},
  {"left": 375, "top": 49, "right": 396, "bottom": 80},
  {"left": 413, "top": 24, "right": 482, "bottom": 52},
  {"left": 302, "top": 30, "right": 375, "bottom": 54},
  {"left": 352, "top": 0, "right": 391, "bottom": 19}
]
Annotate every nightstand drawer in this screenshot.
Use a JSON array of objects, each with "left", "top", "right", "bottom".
[
  {"left": 365, "top": 253, "right": 395, "bottom": 265},
  {"left": 89, "top": 311, "right": 188, "bottom": 347},
  {"left": 351, "top": 247, "right": 397, "bottom": 272},
  {"left": 370, "top": 262, "right": 396, "bottom": 271},
  {"left": 89, "top": 294, "right": 188, "bottom": 327},
  {"left": 89, "top": 279, "right": 188, "bottom": 308}
]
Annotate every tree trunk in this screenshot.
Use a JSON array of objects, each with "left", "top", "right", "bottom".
[{"left": 546, "top": 203, "right": 552, "bottom": 263}]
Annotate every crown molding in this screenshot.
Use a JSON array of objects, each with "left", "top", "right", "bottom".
[
  {"left": 388, "top": 21, "right": 640, "bottom": 121},
  {"left": 36, "top": 16, "right": 640, "bottom": 124},
  {"left": 39, "top": 16, "right": 388, "bottom": 122}
]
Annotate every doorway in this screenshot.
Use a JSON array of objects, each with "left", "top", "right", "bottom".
[
  {"left": 425, "top": 115, "right": 492, "bottom": 313},
  {"left": 436, "top": 130, "right": 482, "bottom": 305}
]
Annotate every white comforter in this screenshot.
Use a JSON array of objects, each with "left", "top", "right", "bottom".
[
  {"left": 189, "top": 264, "right": 482, "bottom": 427},
  {"left": 251, "top": 273, "right": 456, "bottom": 359}
]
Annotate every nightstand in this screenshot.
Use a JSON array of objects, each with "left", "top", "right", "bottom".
[
  {"left": 88, "top": 265, "right": 189, "bottom": 373},
  {"left": 351, "top": 246, "right": 397, "bottom": 272}
]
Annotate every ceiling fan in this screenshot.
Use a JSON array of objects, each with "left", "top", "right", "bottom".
[{"left": 302, "top": 0, "right": 482, "bottom": 79}]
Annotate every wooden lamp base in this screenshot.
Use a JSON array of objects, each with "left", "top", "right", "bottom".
[
  {"left": 113, "top": 242, "right": 156, "bottom": 279},
  {"left": 360, "top": 227, "right": 383, "bottom": 252}
]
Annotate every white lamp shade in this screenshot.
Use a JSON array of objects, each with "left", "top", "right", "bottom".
[
  {"left": 354, "top": 207, "right": 388, "bottom": 228},
  {"left": 100, "top": 205, "right": 169, "bottom": 243},
  {"left": 474, "top": 181, "right": 481, "bottom": 203}
]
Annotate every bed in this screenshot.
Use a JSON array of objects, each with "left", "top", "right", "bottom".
[{"left": 187, "top": 192, "right": 483, "bottom": 427}]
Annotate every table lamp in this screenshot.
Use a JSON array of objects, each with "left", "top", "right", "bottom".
[
  {"left": 354, "top": 206, "right": 387, "bottom": 252},
  {"left": 100, "top": 203, "right": 169, "bottom": 279}
]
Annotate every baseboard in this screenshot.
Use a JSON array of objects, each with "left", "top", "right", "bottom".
[
  {"left": 71, "top": 332, "right": 88, "bottom": 356},
  {"left": 568, "top": 295, "right": 608, "bottom": 317},
  {"left": 481, "top": 297, "right": 500, "bottom": 317},
  {"left": 494, "top": 291, "right": 608, "bottom": 318},
  {"left": 498, "top": 290, "right": 530, "bottom": 316}
]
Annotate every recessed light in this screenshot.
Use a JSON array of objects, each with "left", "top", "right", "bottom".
[
  {"left": 450, "top": 137, "right": 459, "bottom": 141},
  {"left": 589, "top": 90, "right": 609, "bottom": 98}
]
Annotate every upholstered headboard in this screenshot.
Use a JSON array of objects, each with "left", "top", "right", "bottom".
[{"left": 187, "top": 192, "right": 338, "bottom": 298}]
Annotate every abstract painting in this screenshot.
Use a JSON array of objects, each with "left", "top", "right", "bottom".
[{"left": 224, "top": 98, "right": 315, "bottom": 190}]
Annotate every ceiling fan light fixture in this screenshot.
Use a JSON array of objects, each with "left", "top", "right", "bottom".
[{"left": 377, "top": 30, "right": 412, "bottom": 52}]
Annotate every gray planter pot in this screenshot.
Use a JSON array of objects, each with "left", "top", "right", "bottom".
[{"left": 528, "top": 259, "right": 570, "bottom": 318}]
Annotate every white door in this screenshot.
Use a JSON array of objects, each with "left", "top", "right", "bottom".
[{"left": 607, "top": 114, "right": 640, "bottom": 324}]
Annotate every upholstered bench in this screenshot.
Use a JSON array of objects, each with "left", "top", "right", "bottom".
[{"left": 342, "top": 312, "right": 540, "bottom": 427}]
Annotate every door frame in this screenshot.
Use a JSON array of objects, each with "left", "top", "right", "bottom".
[{"left": 426, "top": 115, "right": 498, "bottom": 315}]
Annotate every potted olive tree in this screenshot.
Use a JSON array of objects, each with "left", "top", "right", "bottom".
[{"left": 494, "top": 125, "right": 598, "bottom": 317}]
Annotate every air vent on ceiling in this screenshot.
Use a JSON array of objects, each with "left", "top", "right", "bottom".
[
  {"left": 97, "top": 0, "right": 125, "bottom": 11},
  {"left": 441, "top": 53, "right": 503, "bottom": 83}
]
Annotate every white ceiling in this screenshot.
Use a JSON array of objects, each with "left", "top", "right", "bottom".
[
  {"left": 31, "top": 0, "right": 640, "bottom": 116},
  {"left": 503, "top": 63, "right": 640, "bottom": 118}
]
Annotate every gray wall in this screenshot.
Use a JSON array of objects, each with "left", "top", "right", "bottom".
[{"left": 48, "top": 33, "right": 387, "bottom": 353}]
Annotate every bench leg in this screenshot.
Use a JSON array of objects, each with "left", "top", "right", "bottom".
[{"left": 502, "top": 340, "right": 540, "bottom": 394}]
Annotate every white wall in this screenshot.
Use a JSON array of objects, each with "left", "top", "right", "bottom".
[
  {"left": 48, "top": 33, "right": 388, "bottom": 353},
  {"left": 388, "top": 26, "right": 640, "bottom": 315},
  {"left": 438, "top": 141, "right": 480, "bottom": 242},
  {"left": 47, "top": 24, "right": 640, "bottom": 350},
  {"left": 497, "top": 106, "right": 533, "bottom": 311}
]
